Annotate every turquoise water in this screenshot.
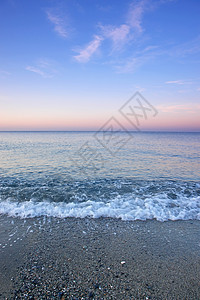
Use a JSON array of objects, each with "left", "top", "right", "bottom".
[{"left": 0, "top": 132, "right": 200, "bottom": 220}]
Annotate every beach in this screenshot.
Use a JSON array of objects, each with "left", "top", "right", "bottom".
[{"left": 0, "top": 216, "right": 200, "bottom": 299}]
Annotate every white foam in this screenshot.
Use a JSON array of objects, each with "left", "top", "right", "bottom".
[{"left": 0, "top": 194, "right": 200, "bottom": 221}]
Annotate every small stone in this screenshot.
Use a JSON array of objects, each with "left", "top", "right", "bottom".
[
  {"left": 88, "top": 291, "right": 95, "bottom": 298},
  {"left": 58, "top": 292, "right": 64, "bottom": 299},
  {"left": 94, "top": 283, "right": 100, "bottom": 289}
]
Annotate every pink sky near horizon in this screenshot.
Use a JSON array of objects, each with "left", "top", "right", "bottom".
[{"left": 0, "top": 106, "right": 200, "bottom": 131}]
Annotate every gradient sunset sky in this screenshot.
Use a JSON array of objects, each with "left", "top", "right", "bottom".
[{"left": 0, "top": 0, "right": 200, "bottom": 131}]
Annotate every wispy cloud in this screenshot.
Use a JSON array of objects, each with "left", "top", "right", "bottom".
[
  {"left": 134, "top": 85, "right": 146, "bottom": 92},
  {"left": 165, "top": 80, "right": 193, "bottom": 85},
  {"left": 127, "top": 0, "right": 147, "bottom": 33},
  {"left": 112, "top": 3, "right": 200, "bottom": 73},
  {"left": 157, "top": 104, "right": 200, "bottom": 113},
  {"left": 169, "top": 36, "right": 200, "bottom": 57},
  {"left": 0, "top": 70, "right": 11, "bottom": 78},
  {"left": 117, "top": 33, "right": 200, "bottom": 73},
  {"left": 74, "top": 35, "right": 103, "bottom": 63},
  {"left": 159, "top": 0, "right": 177, "bottom": 3},
  {"left": 165, "top": 80, "right": 185, "bottom": 85},
  {"left": 26, "top": 59, "right": 57, "bottom": 78},
  {"left": 73, "top": 0, "right": 188, "bottom": 67},
  {"left": 100, "top": 24, "right": 130, "bottom": 50},
  {"left": 74, "top": 0, "right": 149, "bottom": 63},
  {"left": 26, "top": 66, "right": 46, "bottom": 77},
  {"left": 46, "top": 10, "right": 68, "bottom": 38},
  {"left": 143, "top": 45, "right": 159, "bottom": 52},
  {"left": 99, "top": 0, "right": 147, "bottom": 51},
  {"left": 115, "top": 46, "right": 158, "bottom": 73},
  {"left": 115, "top": 56, "right": 143, "bottom": 73}
]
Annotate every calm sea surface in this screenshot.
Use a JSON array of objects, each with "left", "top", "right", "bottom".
[{"left": 0, "top": 132, "right": 199, "bottom": 221}]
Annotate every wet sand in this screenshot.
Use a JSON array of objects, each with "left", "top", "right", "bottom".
[{"left": 0, "top": 216, "right": 200, "bottom": 299}]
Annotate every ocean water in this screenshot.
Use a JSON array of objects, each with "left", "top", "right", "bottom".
[{"left": 0, "top": 131, "right": 199, "bottom": 221}]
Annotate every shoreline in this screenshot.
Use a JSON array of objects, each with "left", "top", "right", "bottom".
[{"left": 0, "top": 216, "right": 200, "bottom": 299}]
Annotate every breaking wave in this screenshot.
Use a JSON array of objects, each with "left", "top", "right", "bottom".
[{"left": 0, "top": 177, "right": 200, "bottom": 221}]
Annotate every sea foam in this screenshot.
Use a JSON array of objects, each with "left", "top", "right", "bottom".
[{"left": 0, "top": 194, "right": 200, "bottom": 221}]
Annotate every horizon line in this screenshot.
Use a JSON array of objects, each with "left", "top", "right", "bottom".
[{"left": 0, "top": 130, "right": 200, "bottom": 133}]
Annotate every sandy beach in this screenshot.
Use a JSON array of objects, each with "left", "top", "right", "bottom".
[{"left": 0, "top": 216, "right": 200, "bottom": 299}]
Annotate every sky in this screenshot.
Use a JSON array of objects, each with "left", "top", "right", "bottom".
[{"left": 0, "top": 0, "right": 200, "bottom": 131}]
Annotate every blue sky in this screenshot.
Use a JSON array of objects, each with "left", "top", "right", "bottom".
[{"left": 0, "top": 0, "right": 200, "bottom": 131}]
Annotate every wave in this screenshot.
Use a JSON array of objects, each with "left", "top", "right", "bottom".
[
  {"left": 0, "top": 177, "right": 200, "bottom": 221},
  {"left": 0, "top": 194, "right": 200, "bottom": 221}
]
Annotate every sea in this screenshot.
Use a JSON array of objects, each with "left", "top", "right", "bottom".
[{"left": 0, "top": 131, "right": 200, "bottom": 221}]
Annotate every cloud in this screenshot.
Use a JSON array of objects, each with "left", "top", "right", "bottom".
[
  {"left": 157, "top": 104, "right": 200, "bottom": 113},
  {"left": 115, "top": 46, "right": 158, "bottom": 73},
  {"left": 99, "top": 0, "right": 147, "bottom": 51},
  {"left": 73, "top": 0, "right": 178, "bottom": 66},
  {"left": 100, "top": 24, "right": 130, "bottom": 50},
  {"left": 74, "top": 35, "right": 103, "bottom": 63},
  {"left": 159, "top": 0, "right": 177, "bottom": 3},
  {"left": 165, "top": 80, "right": 193, "bottom": 85},
  {"left": 26, "top": 66, "right": 46, "bottom": 77},
  {"left": 134, "top": 85, "right": 146, "bottom": 92},
  {"left": 26, "top": 59, "right": 57, "bottom": 78},
  {"left": 169, "top": 36, "right": 200, "bottom": 57},
  {"left": 127, "top": 0, "right": 147, "bottom": 33},
  {"left": 46, "top": 10, "right": 68, "bottom": 38},
  {"left": 143, "top": 45, "right": 159, "bottom": 52},
  {"left": 115, "top": 57, "right": 142, "bottom": 73},
  {"left": 74, "top": 0, "right": 149, "bottom": 62},
  {"left": 116, "top": 34, "right": 200, "bottom": 73},
  {"left": 165, "top": 80, "right": 185, "bottom": 85},
  {"left": 0, "top": 70, "right": 11, "bottom": 78}
]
